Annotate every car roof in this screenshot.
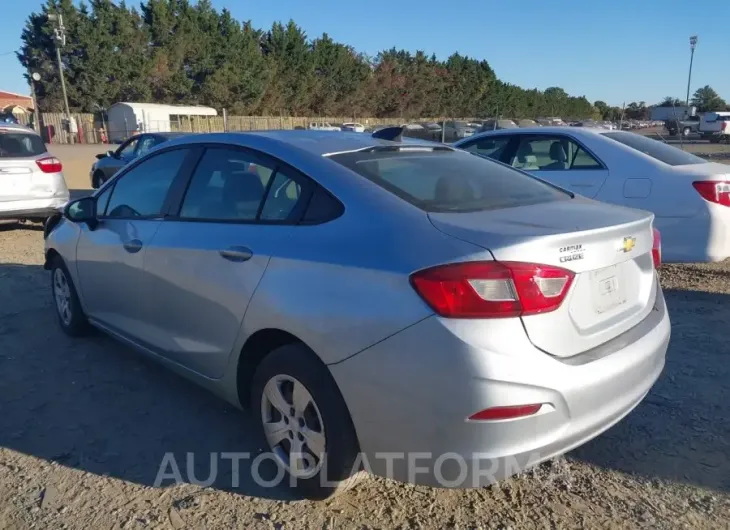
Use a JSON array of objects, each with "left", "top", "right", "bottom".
[
  {"left": 471, "top": 126, "right": 606, "bottom": 137},
  {"left": 0, "top": 122, "right": 38, "bottom": 134},
  {"left": 150, "top": 132, "right": 188, "bottom": 139},
  {"left": 167, "top": 129, "right": 438, "bottom": 156}
]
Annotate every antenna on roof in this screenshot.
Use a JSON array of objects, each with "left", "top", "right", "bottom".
[{"left": 372, "top": 126, "right": 404, "bottom": 142}]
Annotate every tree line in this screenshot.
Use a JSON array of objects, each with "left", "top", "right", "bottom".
[{"left": 19, "top": 0, "right": 600, "bottom": 119}]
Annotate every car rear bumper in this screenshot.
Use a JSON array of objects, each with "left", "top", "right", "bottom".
[
  {"left": 656, "top": 204, "right": 730, "bottom": 262},
  {"left": 329, "top": 281, "right": 670, "bottom": 487},
  {"left": 0, "top": 196, "right": 69, "bottom": 219}
]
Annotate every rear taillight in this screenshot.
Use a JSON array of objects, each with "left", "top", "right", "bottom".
[
  {"left": 36, "top": 156, "right": 63, "bottom": 173},
  {"left": 722, "top": 122, "right": 728, "bottom": 132},
  {"left": 692, "top": 180, "right": 730, "bottom": 207},
  {"left": 410, "top": 261, "right": 574, "bottom": 318},
  {"left": 652, "top": 228, "right": 662, "bottom": 269}
]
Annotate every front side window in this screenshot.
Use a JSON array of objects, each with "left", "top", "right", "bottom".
[
  {"left": 510, "top": 136, "right": 602, "bottom": 171},
  {"left": 104, "top": 149, "right": 187, "bottom": 218},
  {"left": 461, "top": 136, "right": 511, "bottom": 161},
  {"left": 602, "top": 131, "right": 705, "bottom": 166},
  {"left": 330, "top": 149, "right": 570, "bottom": 212},
  {"left": 179, "top": 148, "right": 274, "bottom": 221}
]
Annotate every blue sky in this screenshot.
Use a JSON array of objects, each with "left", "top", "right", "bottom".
[{"left": 2, "top": 0, "right": 728, "bottom": 107}]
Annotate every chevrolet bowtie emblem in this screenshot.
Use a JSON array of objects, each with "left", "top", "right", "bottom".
[{"left": 621, "top": 236, "right": 636, "bottom": 253}]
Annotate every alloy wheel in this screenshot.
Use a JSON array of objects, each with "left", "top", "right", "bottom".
[
  {"left": 53, "top": 268, "right": 72, "bottom": 326},
  {"left": 260, "top": 374, "right": 326, "bottom": 479}
]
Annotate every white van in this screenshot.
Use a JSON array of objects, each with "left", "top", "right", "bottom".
[{"left": 700, "top": 111, "right": 730, "bottom": 142}]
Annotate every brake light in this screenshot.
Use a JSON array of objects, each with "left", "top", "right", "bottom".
[
  {"left": 410, "top": 261, "right": 574, "bottom": 318},
  {"left": 36, "top": 156, "right": 63, "bottom": 173},
  {"left": 652, "top": 228, "right": 662, "bottom": 269},
  {"left": 722, "top": 122, "right": 728, "bottom": 132},
  {"left": 692, "top": 180, "right": 730, "bottom": 207},
  {"left": 468, "top": 404, "right": 543, "bottom": 421}
]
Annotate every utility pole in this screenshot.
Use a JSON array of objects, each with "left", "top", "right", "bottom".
[
  {"left": 685, "top": 35, "right": 698, "bottom": 108},
  {"left": 28, "top": 71, "right": 41, "bottom": 134},
  {"left": 48, "top": 12, "right": 74, "bottom": 144}
]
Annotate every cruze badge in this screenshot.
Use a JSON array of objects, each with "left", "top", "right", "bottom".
[{"left": 620, "top": 236, "right": 636, "bottom": 253}]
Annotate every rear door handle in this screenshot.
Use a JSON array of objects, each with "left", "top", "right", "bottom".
[
  {"left": 219, "top": 246, "right": 253, "bottom": 262},
  {"left": 122, "top": 239, "right": 143, "bottom": 253}
]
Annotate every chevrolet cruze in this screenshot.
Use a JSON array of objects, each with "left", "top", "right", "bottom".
[{"left": 44, "top": 129, "right": 670, "bottom": 499}]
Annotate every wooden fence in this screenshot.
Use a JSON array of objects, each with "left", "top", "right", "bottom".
[{"left": 32, "top": 112, "right": 449, "bottom": 144}]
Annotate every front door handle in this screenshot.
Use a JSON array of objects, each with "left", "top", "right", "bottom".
[
  {"left": 122, "top": 239, "right": 143, "bottom": 253},
  {"left": 219, "top": 246, "right": 253, "bottom": 262}
]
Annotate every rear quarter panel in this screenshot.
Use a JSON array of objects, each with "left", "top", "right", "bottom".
[{"left": 240, "top": 208, "right": 490, "bottom": 365}]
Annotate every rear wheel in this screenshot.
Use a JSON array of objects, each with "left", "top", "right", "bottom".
[
  {"left": 250, "top": 344, "right": 364, "bottom": 499},
  {"left": 51, "top": 256, "right": 91, "bottom": 336}
]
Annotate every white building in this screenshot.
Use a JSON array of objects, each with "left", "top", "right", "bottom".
[{"left": 106, "top": 102, "right": 217, "bottom": 142}]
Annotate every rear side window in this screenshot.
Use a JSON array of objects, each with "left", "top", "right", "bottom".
[
  {"left": 0, "top": 132, "right": 46, "bottom": 158},
  {"left": 602, "top": 131, "right": 705, "bottom": 166},
  {"left": 329, "top": 149, "right": 570, "bottom": 212}
]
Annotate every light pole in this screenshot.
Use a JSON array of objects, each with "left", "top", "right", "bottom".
[
  {"left": 28, "top": 71, "right": 41, "bottom": 133},
  {"left": 685, "top": 35, "right": 698, "bottom": 108},
  {"left": 47, "top": 12, "right": 74, "bottom": 144}
]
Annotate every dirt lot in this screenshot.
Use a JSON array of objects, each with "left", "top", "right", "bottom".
[{"left": 0, "top": 145, "right": 729, "bottom": 529}]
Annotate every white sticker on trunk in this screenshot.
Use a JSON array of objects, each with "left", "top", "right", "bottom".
[
  {"left": 591, "top": 264, "right": 628, "bottom": 314},
  {"left": 559, "top": 244, "right": 584, "bottom": 263}
]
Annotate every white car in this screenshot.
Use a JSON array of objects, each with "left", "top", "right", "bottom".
[
  {"left": 0, "top": 123, "right": 69, "bottom": 222},
  {"left": 341, "top": 122, "right": 365, "bottom": 133},
  {"left": 308, "top": 122, "right": 340, "bottom": 132},
  {"left": 455, "top": 127, "right": 730, "bottom": 263}
]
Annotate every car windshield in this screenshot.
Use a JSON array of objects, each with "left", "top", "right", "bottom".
[
  {"left": 329, "top": 149, "right": 570, "bottom": 212},
  {"left": 602, "top": 131, "right": 706, "bottom": 166},
  {"left": 454, "top": 121, "right": 469, "bottom": 128},
  {"left": 0, "top": 131, "right": 46, "bottom": 158}
]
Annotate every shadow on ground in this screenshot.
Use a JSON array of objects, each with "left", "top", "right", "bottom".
[
  {"left": 0, "top": 263, "right": 290, "bottom": 501},
  {"left": 0, "top": 260, "right": 728, "bottom": 497},
  {"left": 571, "top": 288, "right": 730, "bottom": 492}
]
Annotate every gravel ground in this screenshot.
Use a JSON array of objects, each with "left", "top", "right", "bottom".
[{"left": 0, "top": 146, "right": 729, "bottom": 529}]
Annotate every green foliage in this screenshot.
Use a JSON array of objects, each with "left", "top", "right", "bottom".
[
  {"left": 19, "top": 0, "right": 598, "bottom": 118},
  {"left": 657, "top": 97, "right": 683, "bottom": 108},
  {"left": 691, "top": 86, "right": 728, "bottom": 113}
]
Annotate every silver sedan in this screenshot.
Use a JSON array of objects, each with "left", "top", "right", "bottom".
[{"left": 44, "top": 130, "right": 670, "bottom": 499}]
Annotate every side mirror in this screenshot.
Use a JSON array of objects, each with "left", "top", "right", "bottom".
[
  {"left": 64, "top": 196, "right": 98, "bottom": 228},
  {"left": 95, "top": 153, "right": 107, "bottom": 160}
]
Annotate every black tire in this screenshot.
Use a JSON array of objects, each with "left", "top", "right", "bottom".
[
  {"left": 92, "top": 171, "right": 104, "bottom": 189},
  {"left": 50, "top": 256, "right": 91, "bottom": 337},
  {"left": 250, "top": 343, "right": 365, "bottom": 500}
]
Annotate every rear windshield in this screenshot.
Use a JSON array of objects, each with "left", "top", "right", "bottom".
[
  {"left": 0, "top": 132, "right": 46, "bottom": 158},
  {"left": 602, "top": 131, "right": 705, "bottom": 166},
  {"left": 329, "top": 149, "right": 570, "bottom": 212}
]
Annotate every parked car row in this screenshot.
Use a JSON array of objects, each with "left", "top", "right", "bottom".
[{"left": 13, "top": 119, "right": 726, "bottom": 500}]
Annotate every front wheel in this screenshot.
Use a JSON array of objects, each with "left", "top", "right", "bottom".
[
  {"left": 251, "top": 344, "right": 364, "bottom": 499},
  {"left": 51, "top": 256, "right": 91, "bottom": 336}
]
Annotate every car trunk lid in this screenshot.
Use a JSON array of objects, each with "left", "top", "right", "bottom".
[
  {"left": 429, "top": 198, "right": 657, "bottom": 358},
  {"left": 0, "top": 158, "right": 40, "bottom": 201}
]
